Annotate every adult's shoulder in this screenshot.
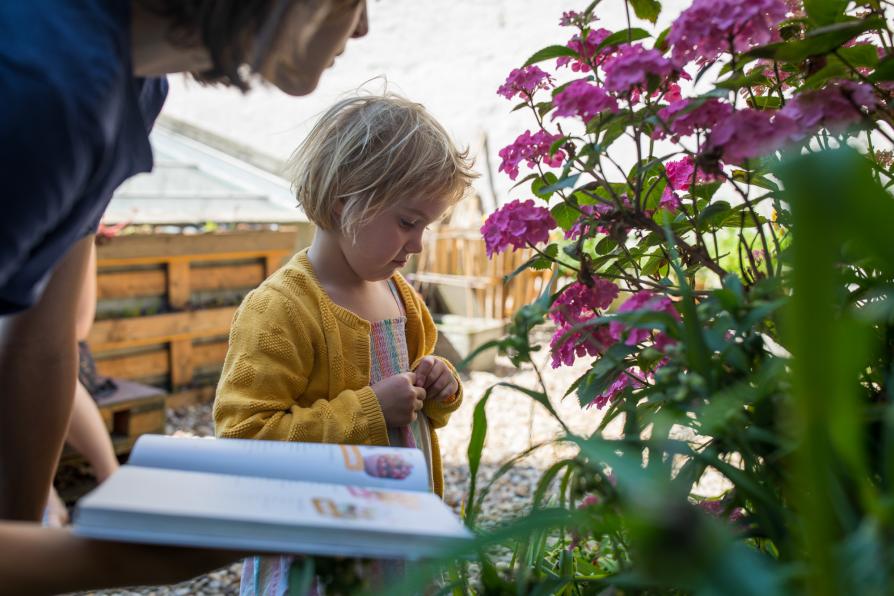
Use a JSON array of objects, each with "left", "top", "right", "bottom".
[{"left": 0, "top": 0, "right": 133, "bottom": 129}]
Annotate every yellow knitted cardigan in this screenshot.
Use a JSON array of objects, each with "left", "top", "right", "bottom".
[{"left": 213, "top": 249, "right": 462, "bottom": 497}]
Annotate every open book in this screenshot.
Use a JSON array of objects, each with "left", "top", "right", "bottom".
[{"left": 73, "top": 435, "right": 471, "bottom": 560}]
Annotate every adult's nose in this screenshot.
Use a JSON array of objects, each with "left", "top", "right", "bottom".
[{"left": 352, "top": 1, "right": 369, "bottom": 38}]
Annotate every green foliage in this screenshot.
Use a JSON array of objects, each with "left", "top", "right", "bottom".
[{"left": 381, "top": 1, "right": 894, "bottom": 594}]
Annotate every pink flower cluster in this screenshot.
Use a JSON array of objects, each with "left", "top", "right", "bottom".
[
  {"left": 779, "top": 81, "right": 878, "bottom": 135},
  {"left": 498, "top": 129, "right": 566, "bottom": 181},
  {"left": 609, "top": 291, "right": 679, "bottom": 346},
  {"left": 661, "top": 156, "right": 717, "bottom": 211},
  {"left": 497, "top": 65, "right": 552, "bottom": 101},
  {"left": 481, "top": 199, "right": 556, "bottom": 257},
  {"left": 552, "top": 79, "right": 619, "bottom": 122},
  {"left": 557, "top": 29, "right": 613, "bottom": 72},
  {"left": 551, "top": 323, "right": 615, "bottom": 368},
  {"left": 549, "top": 280, "right": 619, "bottom": 369},
  {"left": 666, "top": 0, "right": 788, "bottom": 66},
  {"left": 704, "top": 108, "right": 799, "bottom": 164},
  {"left": 655, "top": 98, "right": 734, "bottom": 141},
  {"left": 550, "top": 280, "right": 620, "bottom": 327},
  {"left": 602, "top": 43, "right": 674, "bottom": 94}
]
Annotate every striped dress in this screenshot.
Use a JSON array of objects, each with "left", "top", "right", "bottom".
[{"left": 240, "top": 280, "right": 433, "bottom": 595}]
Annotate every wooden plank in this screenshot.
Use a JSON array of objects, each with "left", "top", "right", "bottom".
[
  {"left": 97, "top": 268, "right": 166, "bottom": 299},
  {"left": 193, "top": 340, "right": 229, "bottom": 368},
  {"left": 96, "top": 349, "right": 169, "bottom": 381},
  {"left": 167, "top": 260, "right": 191, "bottom": 309},
  {"left": 96, "top": 230, "right": 300, "bottom": 261},
  {"left": 191, "top": 262, "right": 265, "bottom": 291},
  {"left": 88, "top": 307, "right": 236, "bottom": 351},
  {"left": 95, "top": 339, "right": 229, "bottom": 383},
  {"left": 169, "top": 339, "right": 194, "bottom": 388}
]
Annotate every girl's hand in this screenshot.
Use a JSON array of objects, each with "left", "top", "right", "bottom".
[
  {"left": 371, "top": 372, "right": 426, "bottom": 427},
  {"left": 413, "top": 356, "right": 459, "bottom": 402}
]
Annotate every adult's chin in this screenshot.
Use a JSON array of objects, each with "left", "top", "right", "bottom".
[{"left": 270, "top": 64, "right": 323, "bottom": 96}]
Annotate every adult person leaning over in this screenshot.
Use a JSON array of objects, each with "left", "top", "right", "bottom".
[{"left": 0, "top": 0, "right": 367, "bottom": 593}]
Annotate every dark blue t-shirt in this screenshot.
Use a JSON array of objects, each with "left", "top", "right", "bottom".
[{"left": 0, "top": 0, "right": 168, "bottom": 313}]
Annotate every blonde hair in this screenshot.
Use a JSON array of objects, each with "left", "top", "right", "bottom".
[{"left": 289, "top": 93, "right": 477, "bottom": 239}]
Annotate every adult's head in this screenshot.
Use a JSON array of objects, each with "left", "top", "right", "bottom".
[{"left": 135, "top": 0, "right": 368, "bottom": 95}]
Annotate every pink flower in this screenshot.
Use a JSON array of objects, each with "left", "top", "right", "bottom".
[
  {"left": 497, "top": 65, "right": 553, "bottom": 101},
  {"left": 552, "top": 80, "right": 619, "bottom": 122},
  {"left": 660, "top": 156, "right": 718, "bottom": 211},
  {"left": 655, "top": 98, "right": 734, "bottom": 140},
  {"left": 550, "top": 323, "right": 615, "bottom": 368},
  {"left": 498, "top": 130, "right": 566, "bottom": 180},
  {"left": 602, "top": 43, "right": 674, "bottom": 94},
  {"left": 697, "top": 499, "right": 746, "bottom": 523},
  {"left": 609, "top": 291, "right": 679, "bottom": 346},
  {"left": 550, "top": 280, "right": 619, "bottom": 327},
  {"left": 559, "top": 10, "right": 597, "bottom": 27},
  {"left": 779, "top": 81, "right": 878, "bottom": 136},
  {"left": 667, "top": 0, "right": 788, "bottom": 66},
  {"left": 557, "top": 29, "right": 613, "bottom": 72},
  {"left": 481, "top": 199, "right": 556, "bottom": 257},
  {"left": 704, "top": 108, "right": 799, "bottom": 164},
  {"left": 589, "top": 371, "right": 643, "bottom": 409}
]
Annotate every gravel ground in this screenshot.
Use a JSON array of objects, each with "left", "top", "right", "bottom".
[{"left": 66, "top": 336, "right": 726, "bottom": 595}]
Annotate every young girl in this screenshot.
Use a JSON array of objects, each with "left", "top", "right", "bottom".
[{"left": 213, "top": 93, "right": 476, "bottom": 593}]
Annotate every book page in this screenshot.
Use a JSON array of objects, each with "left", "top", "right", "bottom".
[
  {"left": 74, "top": 466, "right": 470, "bottom": 559},
  {"left": 128, "top": 435, "right": 429, "bottom": 492}
]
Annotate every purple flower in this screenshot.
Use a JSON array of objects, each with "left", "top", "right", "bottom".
[
  {"left": 550, "top": 280, "right": 620, "bottom": 327},
  {"left": 609, "top": 291, "right": 678, "bottom": 346},
  {"left": 559, "top": 10, "right": 597, "bottom": 27},
  {"left": 704, "top": 108, "right": 799, "bottom": 164},
  {"left": 667, "top": 0, "right": 788, "bottom": 66},
  {"left": 497, "top": 65, "right": 553, "bottom": 101},
  {"left": 655, "top": 98, "right": 734, "bottom": 141},
  {"left": 481, "top": 199, "right": 556, "bottom": 257},
  {"left": 498, "top": 130, "right": 566, "bottom": 181},
  {"left": 602, "top": 43, "right": 674, "bottom": 94},
  {"left": 552, "top": 80, "right": 619, "bottom": 122},
  {"left": 779, "top": 81, "right": 878, "bottom": 136},
  {"left": 589, "top": 371, "right": 643, "bottom": 409},
  {"left": 557, "top": 29, "right": 613, "bottom": 72},
  {"left": 550, "top": 323, "right": 615, "bottom": 368},
  {"left": 660, "top": 156, "right": 718, "bottom": 211}
]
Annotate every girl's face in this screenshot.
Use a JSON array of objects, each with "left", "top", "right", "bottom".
[
  {"left": 260, "top": 0, "right": 368, "bottom": 96},
  {"left": 338, "top": 195, "right": 452, "bottom": 282}
]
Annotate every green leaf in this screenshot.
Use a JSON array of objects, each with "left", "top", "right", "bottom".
[
  {"left": 532, "top": 172, "right": 559, "bottom": 199},
  {"left": 540, "top": 173, "right": 581, "bottom": 197},
  {"left": 746, "top": 17, "right": 885, "bottom": 62},
  {"left": 523, "top": 45, "right": 581, "bottom": 67},
  {"left": 628, "top": 0, "right": 661, "bottom": 24},
  {"left": 595, "top": 28, "right": 652, "bottom": 54},
  {"left": 697, "top": 201, "right": 732, "bottom": 229},
  {"left": 551, "top": 203, "right": 579, "bottom": 232},
  {"left": 748, "top": 95, "right": 783, "bottom": 109},
  {"left": 870, "top": 54, "right": 894, "bottom": 82},
  {"left": 654, "top": 26, "right": 671, "bottom": 53},
  {"left": 803, "top": 0, "right": 849, "bottom": 26}
]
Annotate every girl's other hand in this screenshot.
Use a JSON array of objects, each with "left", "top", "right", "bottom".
[
  {"left": 371, "top": 372, "right": 425, "bottom": 427},
  {"left": 413, "top": 356, "right": 459, "bottom": 402}
]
